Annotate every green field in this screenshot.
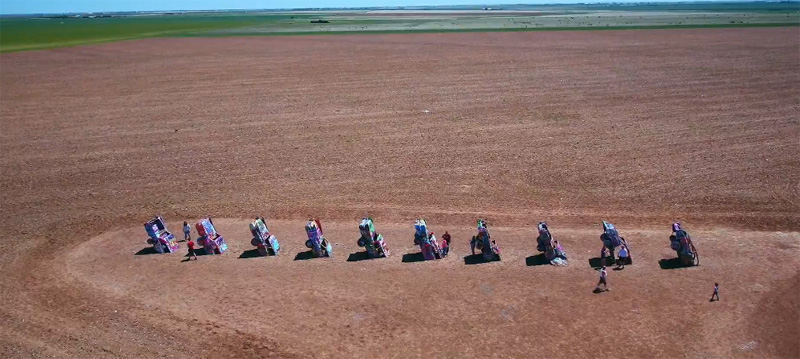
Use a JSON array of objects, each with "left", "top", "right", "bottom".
[
  {"left": 0, "top": 15, "right": 303, "bottom": 52},
  {"left": 1, "top": 2, "right": 798, "bottom": 53}
]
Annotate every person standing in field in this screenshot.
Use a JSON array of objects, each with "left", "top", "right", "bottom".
[
  {"left": 710, "top": 283, "right": 719, "bottom": 302},
  {"left": 600, "top": 246, "right": 610, "bottom": 266},
  {"left": 187, "top": 239, "right": 198, "bottom": 260},
  {"left": 442, "top": 232, "right": 451, "bottom": 248},
  {"left": 440, "top": 234, "right": 449, "bottom": 257},
  {"left": 183, "top": 221, "right": 191, "bottom": 242},
  {"left": 596, "top": 266, "right": 609, "bottom": 292},
  {"left": 617, "top": 244, "right": 629, "bottom": 270}
]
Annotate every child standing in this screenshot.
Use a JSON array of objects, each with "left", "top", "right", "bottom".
[
  {"left": 596, "top": 266, "right": 609, "bottom": 291},
  {"left": 440, "top": 235, "right": 449, "bottom": 257},
  {"left": 710, "top": 283, "right": 719, "bottom": 302},
  {"left": 600, "top": 246, "right": 611, "bottom": 266},
  {"left": 187, "top": 239, "right": 198, "bottom": 260},
  {"left": 183, "top": 221, "right": 191, "bottom": 242}
]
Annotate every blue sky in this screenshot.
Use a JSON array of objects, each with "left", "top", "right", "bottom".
[{"left": 1, "top": 0, "right": 689, "bottom": 14}]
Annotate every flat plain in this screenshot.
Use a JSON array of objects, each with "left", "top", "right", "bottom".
[
  {"left": 0, "top": 27, "right": 798, "bottom": 358},
  {"left": 2, "top": 3, "right": 798, "bottom": 52}
]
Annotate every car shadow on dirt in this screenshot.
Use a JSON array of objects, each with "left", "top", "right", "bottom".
[
  {"left": 347, "top": 251, "right": 376, "bottom": 262},
  {"left": 589, "top": 257, "right": 632, "bottom": 269},
  {"left": 135, "top": 247, "right": 158, "bottom": 255},
  {"left": 659, "top": 258, "right": 689, "bottom": 269},
  {"left": 464, "top": 254, "right": 499, "bottom": 265},
  {"left": 136, "top": 247, "right": 198, "bottom": 256},
  {"left": 294, "top": 250, "right": 316, "bottom": 261},
  {"left": 526, "top": 253, "right": 550, "bottom": 266},
  {"left": 239, "top": 249, "right": 263, "bottom": 259},
  {"left": 590, "top": 257, "right": 632, "bottom": 269},
  {"left": 179, "top": 250, "right": 212, "bottom": 262},
  {"left": 588, "top": 257, "right": 607, "bottom": 269},
  {"left": 401, "top": 252, "right": 426, "bottom": 263}
]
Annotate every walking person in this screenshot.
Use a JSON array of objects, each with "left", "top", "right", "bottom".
[
  {"left": 710, "top": 283, "right": 719, "bottom": 302},
  {"left": 440, "top": 234, "right": 449, "bottom": 257},
  {"left": 183, "top": 221, "right": 191, "bottom": 242},
  {"left": 596, "top": 266, "right": 609, "bottom": 292},
  {"left": 187, "top": 238, "right": 198, "bottom": 261}
]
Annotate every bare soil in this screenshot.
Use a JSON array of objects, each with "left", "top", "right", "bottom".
[{"left": 0, "top": 27, "right": 798, "bottom": 358}]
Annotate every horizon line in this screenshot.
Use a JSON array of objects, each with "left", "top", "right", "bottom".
[{"left": 2, "top": 0, "right": 797, "bottom": 16}]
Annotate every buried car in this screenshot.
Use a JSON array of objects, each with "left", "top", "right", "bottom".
[
  {"left": 357, "top": 217, "right": 389, "bottom": 258},
  {"left": 670, "top": 222, "right": 699, "bottom": 266},
  {"left": 250, "top": 217, "right": 280, "bottom": 256},
  {"left": 144, "top": 216, "right": 179, "bottom": 254},
  {"left": 413, "top": 219, "right": 444, "bottom": 260},
  {"left": 536, "top": 221, "right": 568, "bottom": 265},
  {"left": 599, "top": 221, "right": 630, "bottom": 266},
  {"left": 196, "top": 218, "right": 228, "bottom": 255},
  {"left": 470, "top": 219, "right": 501, "bottom": 262},
  {"left": 305, "top": 218, "right": 333, "bottom": 257}
]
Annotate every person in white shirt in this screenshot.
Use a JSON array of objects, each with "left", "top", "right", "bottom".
[
  {"left": 617, "top": 244, "right": 629, "bottom": 269},
  {"left": 710, "top": 283, "right": 719, "bottom": 302},
  {"left": 596, "top": 266, "right": 609, "bottom": 291},
  {"left": 183, "top": 221, "right": 191, "bottom": 242}
]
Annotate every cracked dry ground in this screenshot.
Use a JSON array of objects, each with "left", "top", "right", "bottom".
[{"left": 1, "top": 27, "right": 798, "bottom": 358}]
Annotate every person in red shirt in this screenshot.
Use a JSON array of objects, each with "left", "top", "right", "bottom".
[
  {"left": 440, "top": 233, "right": 449, "bottom": 257},
  {"left": 187, "top": 239, "right": 198, "bottom": 260}
]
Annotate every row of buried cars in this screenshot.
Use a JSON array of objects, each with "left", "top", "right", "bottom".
[
  {"left": 144, "top": 217, "right": 699, "bottom": 267},
  {"left": 145, "top": 217, "right": 228, "bottom": 255},
  {"left": 143, "top": 217, "right": 379, "bottom": 259}
]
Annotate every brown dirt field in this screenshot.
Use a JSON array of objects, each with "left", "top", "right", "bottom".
[{"left": 0, "top": 27, "right": 798, "bottom": 358}]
